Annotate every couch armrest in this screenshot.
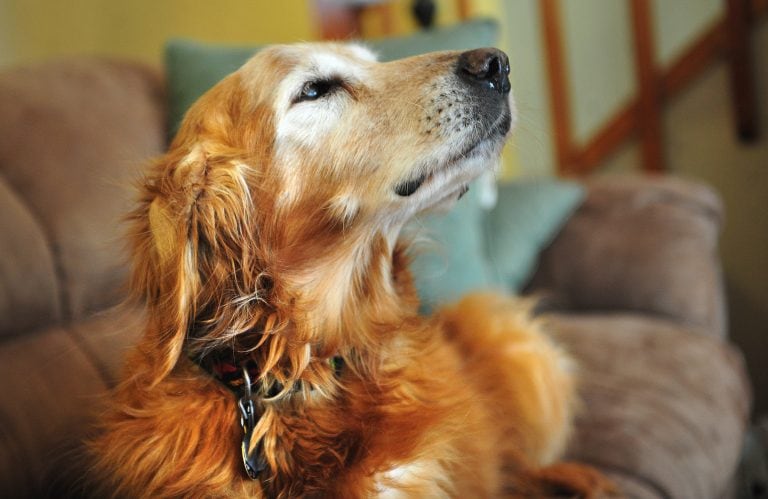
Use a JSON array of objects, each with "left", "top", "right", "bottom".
[{"left": 526, "top": 175, "right": 727, "bottom": 338}]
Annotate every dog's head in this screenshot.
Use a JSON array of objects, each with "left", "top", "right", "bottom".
[
  {"left": 132, "top": 43, "right": 514, "bottom": 382},
  {"left": 258, "top": 43, "right": 514, "bottom": 222}
]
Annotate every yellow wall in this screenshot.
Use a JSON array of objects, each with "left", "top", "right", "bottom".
[
  {"left": 2, "top": 0, "right": 507, "bottom": 66},
  {"left": 2, "top": 0, "right": 316, "bottom": 66}
]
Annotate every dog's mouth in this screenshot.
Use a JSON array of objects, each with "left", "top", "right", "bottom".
[
  {"left": 394, "top": 111, "right": 511, "bottom": 198},
  {"left": 394, "top": 173, "right": 428, "bottom": 197}
]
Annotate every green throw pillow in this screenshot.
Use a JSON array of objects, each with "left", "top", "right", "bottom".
[
  {"left": 164, "top": 18, "right": 499, "bottom": 137},
  {"left": 411, "top": 180, "right": 584, "bottom": 311},
  {"left": 409, "top": 186, "right": 496, "bottom": 312},
  {"left": 483, "top": 179, "right": 585, "bottom": 293},
  {"left": 165, "top": 40, "right": 265, "bottom": 139}
]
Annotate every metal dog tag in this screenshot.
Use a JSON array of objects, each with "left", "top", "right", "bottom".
[
  {"left": 239, "top": 396, "right": 267, "bottom": 480},
  {"left": 238, "top": 367, "right": 268, "bottom": 480}
]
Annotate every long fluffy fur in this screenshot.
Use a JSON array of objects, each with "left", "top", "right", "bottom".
[{"left": 85, "top": 43, "right": 616, "bottom": 498}]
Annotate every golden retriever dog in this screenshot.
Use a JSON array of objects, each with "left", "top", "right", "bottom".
[{"left": 87, "top": 43, "right": 615, "bottom": 497}]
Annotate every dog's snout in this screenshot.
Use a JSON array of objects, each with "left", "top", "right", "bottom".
[{"left": 457, "top": 48, "right": 511, "bottom": 95}]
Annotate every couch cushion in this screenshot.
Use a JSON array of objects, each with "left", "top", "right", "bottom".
[
  {"left": 546, "top": 313, "right": 750, "bottom": 499},
  {"left": 70, "top": 305, "right": 145, "bottom": 386},
  {"left": 0, "top": 59, "right": 166, "bottom": 323},
  {"left": 528, "top": 176, "right": 727, "bottom": 338},
  {"left": 484, "top": 179, "right": 585, "bottom": 292},
  {"left": 0, "top": 176, "right": 61, "bottom": 338},
  {"left": 0, "top": 327, "right": 107, "bottom": 498},
  {"left": 409, "top": 186, "right": 497, "bottom": 311},
  {"left": 410, "top": 179, "right": 585, "bottom": 311},
  {"left": 165, "top": 39, "right": 265, "bottom": 139}
]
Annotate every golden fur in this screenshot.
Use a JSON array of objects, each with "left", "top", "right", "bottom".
[{"left": 87, "top": 43, "right": 616, "bottom": 497}]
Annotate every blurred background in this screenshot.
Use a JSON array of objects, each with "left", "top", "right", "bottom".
[{"left": 2, "top": 0, "right": 764, "bottom": 416}]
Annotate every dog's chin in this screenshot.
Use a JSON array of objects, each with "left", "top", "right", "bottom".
[
  {"left": 393, "top": 108, "right": 512, "bottom": 209},
  {"left": 394, "top": 134, "right": 504, "bottom": 218}
]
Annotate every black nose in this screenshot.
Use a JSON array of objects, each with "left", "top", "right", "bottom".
[{"left": 457, "top": 48, "right": 511, "bottom": 95}]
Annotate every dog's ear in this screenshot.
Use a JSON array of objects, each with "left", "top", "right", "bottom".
[
  {"left": 130, "top": 151, "right": 257, "bottom": 385},
  {"left": 129, "top": 80, "right": 263, "bottom": 385}
]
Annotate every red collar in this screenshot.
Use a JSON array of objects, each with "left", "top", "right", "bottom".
[{"left": 195, "top": 352, "right": 261, "bottom": 394}]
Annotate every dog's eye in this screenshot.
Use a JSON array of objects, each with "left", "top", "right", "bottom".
[{"left": 296, "top": 79, "right": 341, "bottom": 103}]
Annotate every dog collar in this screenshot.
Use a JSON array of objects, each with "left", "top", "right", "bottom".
[
  {"left": 193, "top": 351, "right": 344, "bottom": 396},
  {"left": 196, "top": 353, "right": 261, "bottom": 394},
  {"left": 191, "top": 350, "right": 344, "bottom": 481}
]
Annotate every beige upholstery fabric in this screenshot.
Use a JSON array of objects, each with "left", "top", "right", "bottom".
[
  {"left": 549, "top": 313, "right": 751, "bottom": 498},
  {"left": 0, "top": 306, "right": 144, "bottom": 498},
  {"left": 0, "top": 176, "right": 61, "bottom": 338},
  {"left": 0, "top": 59, "right": 165, "bottom": 498},
  {"left": 70, "top": 305, "right": 145, "bottom": 385},
  {"left": 529, "top": 176, "right": 727, "bottom": 338},
  {"left": 0, "top": 328, "right": 106, "bottom": 498},
  {"left": 0, "top": 58, "right": 166, "bottom": 322}
]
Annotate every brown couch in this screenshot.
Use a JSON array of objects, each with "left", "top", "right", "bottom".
[{"left": 0, "top": 58, "right": 751, "bottom": 498}]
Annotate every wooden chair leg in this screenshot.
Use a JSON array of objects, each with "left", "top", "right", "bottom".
[{"left": 726, "top": 0, "right": 760, "bottom": 141}]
